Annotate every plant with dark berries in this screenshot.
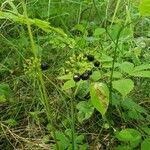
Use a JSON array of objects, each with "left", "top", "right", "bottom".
[
  {"left": 81, "top": 72, "right": 90, "bottom": 80},
  {"left": 73, "top": 73, "right": 81, "bottom": 82},
  {"left": 41, "top": 62, "right": 49, "bottom": 70},
  {"left": 94, "top": 61, "right": 100, "bottom": 67},
  {"left": 86, "top": 54, "right": 94, "bottom": 62}
]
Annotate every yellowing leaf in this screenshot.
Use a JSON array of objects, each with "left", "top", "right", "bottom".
[{"left": 90, "top": 83, "right": 109, "bottom": 116}]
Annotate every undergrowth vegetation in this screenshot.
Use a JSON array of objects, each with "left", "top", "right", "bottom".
[{"left": 0, "top": 0, "right": 150, "bottom": 149}]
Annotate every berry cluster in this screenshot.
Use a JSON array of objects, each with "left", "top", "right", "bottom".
[
  {"left": 73, "top": 54, "right": 101, "bottom": 82},
  {"left": 73, "top": 70, "right": 92, "bottom": 82},
  {"left": 85, "top": 54, "right": 100, "bottom": 67}
]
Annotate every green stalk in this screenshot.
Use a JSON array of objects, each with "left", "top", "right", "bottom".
[
  {"left": 110, "top": 0, "right": 121, "bottom": 27},
  {"left": 22, "top": 1, "right": 59, "bottom": 149},
  {"left": 109, "top": 26, "right": 124, "bottom": 102},
  {"left": 78, "top": 2, "right": 83, "bottom": 24},
  {"left": 47, "top": 0, "right": 51, "bottom": 20},
  {"left": 71, "top": 96, "right": 76, "bottom": 150},
  {"left": 125, "top": 0, "right": 133, "bottom": 37}
]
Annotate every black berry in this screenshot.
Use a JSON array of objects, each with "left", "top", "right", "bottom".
[
  {"left": 41, "top": 62, "right": 49, "bottom": 70},
  {"left": 73, "top": 73, "right": 80, "bottom": 82},
  {"left": 85, "top": 70, "right": 92, "bottom": 76},
  {"left": 81, "top": 72, "right": 89, "bottom": 80},
  {"left": 94, "top": 61, "right": 100, "bottom": 67},
  {"left": 87, "top": 54, "right": 94, "bottom": 61}
]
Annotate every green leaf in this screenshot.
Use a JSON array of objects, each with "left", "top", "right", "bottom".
[
  {"left": 0, "top": 10, "right": 68, "bottom": 37},
  {"left": 119, "top": 62, "right": 134, "bottom": 74},
  {"left": 52, "top": 131, "right": 70, "bottom": 149},
  {"left": 141, "top": 127, "right": 150, "bottom": 135},
  {"left": 76, "top": 101, "right": 94, "bottom": 123},
  {"left": 4, "top": 119, "right": 17, "bottom": 127},
  {"left": 0, "top": 95, "right": 7, "bottom": 103},
  {"left": 116, "top": 128, "right": 141, "bottom": 148},
  {"left": 94, "top": 28, "right": 105, "bottom": 37},
  {"left": 105, "top": 71, "right": 122, "bottom": 78},
  {"left": 91, "top": 71, "right": 101, "bottom": 81},
  {"left": 73, "top": 24, "right": 85, "bottom": 34},
  {"left": 101, "top": 54, "right": 113, "bottom": 62},
  {"left": 76, "top": 81, "right": 90, "bottom": 99},
  {"left": 58, "top": 74, "right": 72, "bottom": 80},
  {"left": 121, "top": 98, "right": 147, "bottom": 113},
  {"left": 139, "top": 0, "right": 150, "bottom": 16},
  {"left": 0, "top": 84, "right": 12, "bottom": 102},
  {"left": 114, "top": 145, "right": 132, "bottom": 150},
  {"left": 76, "top": 135, "right": 85, "bottom": 144},
  {"left": 112, "top": 79, "right": 134, "bottom": 98},
  {"left": 141, "top": 138, "right": 150, "bottom": 150},
  {"left": 42, "top": 135, "right": 50, "bottom": 144},
  {"left": 133, "top": 64, "right": 150, "bottom": 71},
  {"left": 62, "top": 79, "right": 75, "bottom": 90},
  {"left": 90, "top": 83, "right": 109, "bottom": 116},
  {"left": 127, "top": 109, "right": 144, "bottom": 120},
  {"left": 130, "top": 71, "right": 150, "bottom": 78}
]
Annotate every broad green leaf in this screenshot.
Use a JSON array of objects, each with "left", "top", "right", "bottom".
[
  {"left": 116, "top": 128, "right": 141, "bottom": 148},
  {"left": 121, "top": 98, "right": 147, "bottom": 113},
  {"left": 76, "top": 101, "right": 94, "bottom": 123},
  {"left": 112, "top": 79, "right": 134, "bottom": 98},
  {"left": 114, "top": 145, "right": 132, "bottom": 150},
  {"left": 103, "top": 62, "right": 120, "bottom": 68},
  {"left": 101, "top": 54, "right": 113, "bottom": 62},
  {"left": 58, "top": 74, "right": 72, "bottom": 80},
  {"left": 90, "top": 83, "right": 109, "bottom": 116},
  {"left": 141, "top": 127, "right": 150, "bottom": 135},
  {"left": 76, "top": 81, "right": 90, "bottom": 99},
  {"left": 94, "top": 28, "right": 105, "bottom": 37},
  {"left": 133, "top": 64, "right": 150, "bottom": 71},
  {"left": 105, "top": 71, "right": 122, "bottom": 78},
  {"left": 91, "top": 71, "right": 101, "bottom": 81},
  {"left": 130, "top": 71, "right": 150, "bottom": 78},
  {"left": 119, "top": 62, "right": 134, "bottom": 74},
  {"left": 127, "top": 109, "right": 144, "bottom": 120},
  {"left": 141, "top": 138, "right": 150, "bottom": 150},
  {"left": 73, "top": 24, "right": 86, "bottom": 34},
  {"left": 0, "top": 11, "right": 67, "bottom": 37},
  {"left": 62, "top": 80, "right": 75, "bottom": 90},
  {"left": 52, "top": 131, "right": 70, "bottom": 149},
  {"left": 75, "top": 135, "right": 85, "bottom": 144},
  {"left": 139, "top": 0, "right": 150, "bottom": 16}
]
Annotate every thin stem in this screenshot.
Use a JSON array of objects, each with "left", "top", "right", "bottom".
[
  {"left": 109, "top": 25, "right": 124, "bottom": 102},
  {"left": 71, "top": 96, "right": 76, "bottom": 150},
  {"left": 22, "top": 1, "right": 59, "bottom": 149},
  {"left": 110, "top": 0, "right": 121, "bottom": 27},
  {"left": 47, "top": 0, "right": 51, "bottom": 20},
  {"left": 78, "top": 2, "right": 83, "bottom": 24},
  {"left": 22, "top": 1, "right": 37, "bottom": 58}
]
